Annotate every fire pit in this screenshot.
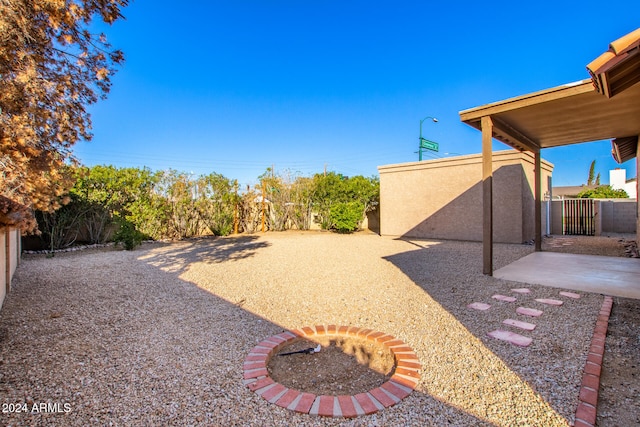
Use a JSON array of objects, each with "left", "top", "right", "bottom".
[{"left": 243, "top": 325, "right": 421, "bottom": 418}]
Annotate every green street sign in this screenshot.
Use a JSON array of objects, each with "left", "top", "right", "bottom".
[{"left": 420, "top": 138, "right": 439, "bottom": 152}]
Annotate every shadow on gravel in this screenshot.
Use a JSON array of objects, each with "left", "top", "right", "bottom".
[
  {"left": 137, "top": 235, "right": 271, "bottom": 274},
  {"left": 0, "top": 239, "right": 490, "bottom": 426},
  {"left": 0, "top": 247, "right": 291, "bottom": 426},
  {"left": 382, "top": 238, "right": 600, "bottom": 425},
  {"left": 4, "top": 234, "right": 578, "bottom": 426}
]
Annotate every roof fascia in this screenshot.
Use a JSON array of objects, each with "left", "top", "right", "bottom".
[{"left": 459, "top": 80, "right": 594, "bottom": 123}]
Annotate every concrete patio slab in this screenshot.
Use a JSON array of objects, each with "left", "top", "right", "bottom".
[{"left": 495, "top": 252, "right": 640, "bottom": 299}]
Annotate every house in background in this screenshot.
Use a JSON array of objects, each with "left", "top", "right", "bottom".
[
  {"left": 610, "top": 168, "right": 637, "bottom": 199},
  {"left": 378, "top": 150, "right": 553, "bottom": 244},
  {"left": 552, "top": 185, "right": 598, "bottom": 199},
  {"left": 552, "top": 168, "right": 637, "bottom": 199}
]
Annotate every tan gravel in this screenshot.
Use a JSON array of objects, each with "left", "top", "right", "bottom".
[
  {"left": 0, "top": 231, "right": 611, "bottom": 426},
  {"left": 542, "top": 233, "right": 634, "bottom": 257}
]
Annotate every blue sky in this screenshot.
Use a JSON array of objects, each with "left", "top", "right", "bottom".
[{"left": 76, "top": 1, "right": 640, "bottom": 189}]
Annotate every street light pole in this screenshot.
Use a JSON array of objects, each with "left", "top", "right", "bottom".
[{"left": 419, "top": 116, "right": 438, "bottom": 161}]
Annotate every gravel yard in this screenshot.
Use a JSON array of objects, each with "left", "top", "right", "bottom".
[{"left": 0, "top": 231, "right": 624, "bottom": 426}]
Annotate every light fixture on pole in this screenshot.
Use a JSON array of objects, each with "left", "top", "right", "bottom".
[{"left": 418, "top": 116, "right": 439, "bottom": 161}]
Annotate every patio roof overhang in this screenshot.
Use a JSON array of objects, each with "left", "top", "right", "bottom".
[
  {"left": 459, "top": 78, "right": 640, "bottom": 153},
  {"left": 458, "top": 28, "right": 640, "bottom": 275}
]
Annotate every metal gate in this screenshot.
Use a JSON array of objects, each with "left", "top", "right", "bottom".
[{"left": 562, "top": 199, "right": 596, "bottom": 236}]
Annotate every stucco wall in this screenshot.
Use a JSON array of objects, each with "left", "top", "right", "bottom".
[
  {"left": 0, "top": 230, "right": 5, "bottom": 310},
  {"left": 378, "top": 150, "right": 553, "bottom": 243},
  {"left": 365, "top": 208, "right": 380, "bottom": 234},
  {"left": 1, "top": 227, "right": 20, "bottom": 310}
]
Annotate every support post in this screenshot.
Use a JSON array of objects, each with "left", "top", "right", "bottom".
[
  {"left": 534, "top": 150, "right": 542, "bottom": 251},
  {"left": 637, "top": 143, "right": 640, "bottom": 245},
  {"left": 481, "top": 116, "right": 493, "bottom": 275}
]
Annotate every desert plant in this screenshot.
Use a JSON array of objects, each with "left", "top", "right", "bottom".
[
  {"left": 35, "top": 194, "right": 85, "bottom": 252},
  {"left": 113, "top": 217, "right": 146, "bottom": 250},
  {"left": 195, "top": 173, "right": 236, "bottom": 236},
  {"left": 330, "top": 201, "right": 364, "bottom": 233}
]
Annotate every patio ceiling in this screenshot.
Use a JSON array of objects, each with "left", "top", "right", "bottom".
[{"left": 459, "top": 78, "right": 640, "bottom": 152}]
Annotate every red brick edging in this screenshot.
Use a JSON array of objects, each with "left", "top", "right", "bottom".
[
  {"left": 243, "top": 325, "right": 421, "bottom": 418},
  {"left": 574, "top": 295, "right": 613, "bottom": 427}
]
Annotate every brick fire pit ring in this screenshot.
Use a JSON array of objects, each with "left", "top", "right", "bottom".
[{"left": 243, "top": 325, "right": 421, "bottom": 418}]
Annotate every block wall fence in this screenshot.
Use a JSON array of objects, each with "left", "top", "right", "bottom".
[
  {"left": 550, "top": 199, "right": 637, "bottom": 235},
  {"left": 378, "top": 150, "right": 553, "bottom": 244}
]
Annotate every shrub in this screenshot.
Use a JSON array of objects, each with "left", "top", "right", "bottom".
[
  {"left": 577, "top": 186, "right": 628, "bottom": 199},
  {"left": 113, "top": 218, "right": 147, "bottom": 250},
  {"left": 208, "top": 210, "right": 234, "bottom": 236},
  {"left": 35, "top": 195, "right": 84, "bottom": 252},
  {"left": 330, "top": 201, "right": 364, "bottom": 234}
]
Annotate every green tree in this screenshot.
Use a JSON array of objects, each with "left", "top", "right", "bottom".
[
  {"left": 127, "top": 191, "right": 169, "bottom": 241},
  {"left": 153, "top": 170, "right": 202, "bottom": 239},
  {"left": 258, "top": 168, "right": 314, "bottom": 231},
  {"left": 258, "top": 167, "right": 285, "bottom": 231},
  {"left": 344, "top": 175, "right": 380, "bottom": 217},
  {"left": 35, "top": 192, "right": 85, "bottom": 252},
  {"left": 330, "top": 201, "right": 364, "bottom": 233},
  {"left": 289, "top": 176, "right": 314, "bottom": 230},
  {"left": 311, "top": 172, "right": 379, "bottom": 232},
  {"left": 195, "top": 173, "right": 236, "bottom": 236},
  {"left": 113, "top": 217, "right": 146, "bottom": 250},
  {"left": 577, "top": 186, "right": 628, "bottom": 199},
  {"left": 73, "top": 165, "right": 156, "bottom": 214},
  {"left": 70, "top": 165, "right": 156, "bottom": 243},
  {"left": 587, "top": 160, "right": 596, "bottom": 185},
  {"left": 311, "top": 172, "right": 347, "bottom": 229},
  {"left": 35, "top": 165, "right": 157, "bottom": 248}
]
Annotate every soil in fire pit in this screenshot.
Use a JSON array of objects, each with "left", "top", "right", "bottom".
[{"left": 267, "top": 336, "right": 396, "bottom": 395}]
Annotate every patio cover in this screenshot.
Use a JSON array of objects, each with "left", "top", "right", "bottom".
[{"left": 459, "top": 29, "right": 640, "bottom": 275}]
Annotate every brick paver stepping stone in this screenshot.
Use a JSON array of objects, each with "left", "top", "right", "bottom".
[
  {"left": 511, "top": 288, "right": 531, "bottom": 294},
  {"left": 516, "top": 307, "right": 543, "bottom": 317},
  {"left": 492, "top": 294, "right": 517, "bottom": 302},
  {"left": 503, "top": 318, "right": 536, "bottom": 331},
  {"left": 487, "top": 330, "right": 532, "bottom": 347},
  {"left": 467, "top": 302, "right": 491, "bottom": 311},
  {"left": 535, "top": 298, "right": 563, "bottom": 306},
  {"left": 559, "top": 291, "right": 581, "bottom": 299}
]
